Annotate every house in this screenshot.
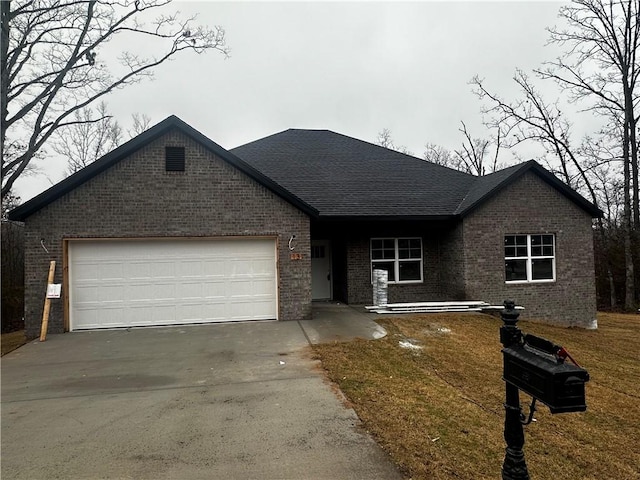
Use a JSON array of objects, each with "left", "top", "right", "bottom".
[{"left": 9, "top": 115, "right": 601, "bottom": 337}]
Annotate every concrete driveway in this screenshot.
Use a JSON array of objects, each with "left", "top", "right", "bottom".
[{"left": 1, "top": 316, "right": 402, "bottom": 479}]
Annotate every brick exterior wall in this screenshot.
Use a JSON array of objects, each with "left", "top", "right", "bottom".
[
  {"left": 344, "top": 226, "right": 450, "bottom": 305},
  {"left": 438, "top": 223, "right": 466, "bottom": 300},
  {"left": 461, "top": 172, "right": 597, "bottom": 327},
  {"left": 23, "top": 130, "right": 311, "bottom": 338}
]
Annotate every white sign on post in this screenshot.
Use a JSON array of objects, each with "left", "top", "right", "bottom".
[{"left": 46, "top": 284, "right": 62, "bottom": 299}]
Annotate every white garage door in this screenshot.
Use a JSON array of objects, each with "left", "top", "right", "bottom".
[{"left": 69, "top": 238, "right": 277, "bottom": 330}]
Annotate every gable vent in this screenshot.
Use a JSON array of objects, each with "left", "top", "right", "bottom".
[{"left": 165, "top": 146, "right": 185, "bottom": 171}]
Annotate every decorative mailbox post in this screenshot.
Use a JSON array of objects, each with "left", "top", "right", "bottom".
[{"left": 500, "top": 300, "right": 589, "bottom": 480}]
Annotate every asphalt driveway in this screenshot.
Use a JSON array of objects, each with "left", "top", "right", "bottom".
[{"left": 1, "top": 319, "right": 402, "bottom": 479}]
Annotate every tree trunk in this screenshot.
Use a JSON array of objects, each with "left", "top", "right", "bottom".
[
  {"left": 597, "top": 218, "right": 617, "bottom": 309},
  {"left": 0, "top": 0, "right": 10, "bottom": 178},
  {"left": 631, "top": 116, "right": 639, "bottom": 228},
  {"left": 622, "top": 98, "right": 635, "bottom": 310}
]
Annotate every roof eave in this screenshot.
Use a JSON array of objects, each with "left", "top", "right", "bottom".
[{"left": 315, "top": 214, "right": 459, "bottom": 222}]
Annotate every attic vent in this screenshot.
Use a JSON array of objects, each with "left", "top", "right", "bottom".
[{"left": 165, "top": 146, "right": 185, "bottom": 171}]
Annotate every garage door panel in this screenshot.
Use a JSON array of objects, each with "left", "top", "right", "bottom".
[
  {"left": 151, "top": 304, "right": 176, "bottom": 322},
  {"left": 69, "top": 239, "right": 277, "bottom": 330},
  {"left": 125, "top": 262, "right": 152, "bottom": 279},
  {"left": 201, "top": 260, "right": 225, "bottom": 276},
  {"left": 177, "top": 261, "right": 204, "bottom": 278},
  {"left": 204, "top": 280, "right": 227, "bottom": 298},
  {"left": 154, "top": 283, "right": 177, "bottom": 300},
  {"left": 147, "top": 262, "right": 174, "bottom": 279},
  {"left": 73, "top": 262, "right": 98, "bottom": 281},
  {"left": 177, "top": 282, "right": 203, "bottom": 299},
  {"left": 99, "top": 285, "right": 123, "bottom": 301},
  {"left": 74, "top": 285, "right": 98, "bottom": 304},
  {"left": 100, "top": 262, "right": 125, "bottom": 280}
]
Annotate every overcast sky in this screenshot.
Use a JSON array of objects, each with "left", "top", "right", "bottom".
[{"left": 14, "top": 0, "right": 571, "bottom": 202}]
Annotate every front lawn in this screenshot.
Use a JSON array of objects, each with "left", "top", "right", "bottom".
[{"left": 313, "top": 312, "right": 639, "bottom": 480}]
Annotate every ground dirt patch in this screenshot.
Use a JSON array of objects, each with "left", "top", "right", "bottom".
[
  {"left": 1, "top": 330, "right": 27, "bottom": 356},
  {"left": 313, "top": 312, "right": 640, "bottom": 480}
]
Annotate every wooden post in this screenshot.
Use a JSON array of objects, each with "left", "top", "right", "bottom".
[{"left": 40, "top": 260, "right": 56, "bottom": 342}]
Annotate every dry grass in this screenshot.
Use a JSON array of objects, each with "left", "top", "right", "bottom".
[
  {"left": 1, "top": 330, "right": 27, "bottom": 356},
  {"left": 313, "top": 312, "right": 640, "bottom": 480}
]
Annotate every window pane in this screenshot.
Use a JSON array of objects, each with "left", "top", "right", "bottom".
[
  {"left": 372, "top": 262, "right": 395, "bottom": 282},
  {"left": 398, "top": 239, "right": 422, "bottom": 259},
  {"left": 398, "top": 261, "right": 421, "bottom": 281},
  {"left": 505, "top": 259, "right": 527, "bottom": 281},
  {"left": 532, "top": 235, "right": 554, "bottom": 257},
  {"left": 532, "top": 259, "right": 554, "bottom": 280},
  {"left": 311, "top": 246, "right": 325, "bottom": 259},
  {"left": 506, "top": 235, "right": 527, "bottom": 257},
  {"left": 372, "top": 239, "right": 396, "bottom": 260}
]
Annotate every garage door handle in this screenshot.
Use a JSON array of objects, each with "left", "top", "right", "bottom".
[{"left": 327, "top": 273, "right": 331, "bottom": 281}]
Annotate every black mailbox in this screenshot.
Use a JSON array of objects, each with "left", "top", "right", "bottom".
[{"left": 502, "top": 333, "right": 589, "bottom": 413}]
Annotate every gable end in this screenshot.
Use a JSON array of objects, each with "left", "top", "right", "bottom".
[
  {"left": 457, "top": 160, "right": 602, "bottom": 219},
  {"left": 9, "top": 115, "right": 318, "bottom": 221}
]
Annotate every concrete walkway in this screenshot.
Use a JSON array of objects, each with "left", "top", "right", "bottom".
[
  {"left": 1, "top": 307, "right": 400, "bottom": 480},
  {"left": 300, "top": 302, "right": 387, "bottom": 344}
]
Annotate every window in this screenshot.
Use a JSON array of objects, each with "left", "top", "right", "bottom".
[
  {"left": 371, "top": 238, "right": 423, "bottom": 284},
  {"left": 311, "top": 245, "right": 325, "bottom": 259},
  {"left": 165, "top": 146, "right": 185, "bottom": 171},
  {"left": 504, "top": 234, "right": 555, "bottom": 283}
]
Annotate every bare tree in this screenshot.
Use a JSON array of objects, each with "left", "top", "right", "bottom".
[
  {"left": 422, "top": 124, "right": 501, "bottom": 176},
  {"left": 376, "top": 128, "right": 413, "bottom": 155},
  {"left": 1, "top": 0, "right": 228, "bottom": 201},
  {"left": 1, "top": 190, "right": 21, "bottom": 219},
  {"left": 423, "top": 142, "right": 457, "bottom": 168},
  {"left": 535, "top": 0, "right": 639, "bottom": 309},
  {"left": 538, "top": 0, "right": 639, "bottom": 228},
  {"left": 471, "top": 71, "right": 594, "bottom": 191},
  {"left": 53, "top": 104, "right": 159, "bottom": 174},
  {"left": 52, "top": 102, "right": 122, "bottom": 175},
  {"left": 129, "top": 112, "right": 152, "bottom": 137},
  {"left": 452, "top": 121, "right": 502, "bottom": 176}
]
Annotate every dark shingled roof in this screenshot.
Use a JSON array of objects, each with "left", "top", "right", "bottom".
[
  {"left": 232, "top": 129, "right": 601, "bottom": 219},
  {"left": 9, "top": 116, "right": 602, "bottom": 221},
  {"left": 231, "top": 129, "right": 476, "bottom": 218}
]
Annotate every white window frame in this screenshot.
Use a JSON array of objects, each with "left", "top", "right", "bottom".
[
  {"left": 370, "top": 237, "right": 423, "bottom": 284},
  {"left": 504, "top": 234, "right": 556, "bottom": 284}
]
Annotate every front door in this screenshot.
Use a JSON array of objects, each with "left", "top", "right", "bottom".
[{"left": 311, "top": 240, "right": 332, "bottom": 300}]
